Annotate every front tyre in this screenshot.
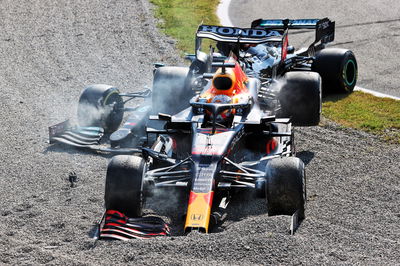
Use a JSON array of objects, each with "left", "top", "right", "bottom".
[
  {"left": 312, "top": 48, "right": 358, "bottom": 94},
  {"left": 104, "top": 155, "right": 147, "bottom": 217},
  {"left": 265, "top": 157, "right": 306, "bottom": 219},
  {"left": 77, "top": 84, "right": 124, "bottom": 132}
]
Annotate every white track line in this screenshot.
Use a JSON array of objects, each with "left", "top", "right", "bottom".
[
  {"left": 216, "top": 0, "right": 400, "bottom": 101},
  {"left": 354, "top": 87, "right": 400, "bottom": 100},
  {"left": 217, "top": 0, "right": 233, "bottom": 27}
]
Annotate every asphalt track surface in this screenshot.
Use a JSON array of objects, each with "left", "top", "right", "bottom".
[
  {"left": 229, "top": 0, "right": 400, "bottom": 98},
  {"left": 0, "top": 0, "right": 399, "bottom": 265}
]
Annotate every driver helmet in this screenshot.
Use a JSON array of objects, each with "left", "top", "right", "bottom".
[{"left": 210, "top": 94, "right": 234, "bottom": 124}]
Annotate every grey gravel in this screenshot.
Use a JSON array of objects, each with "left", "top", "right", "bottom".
[{"left": 0, "top": 0, "right": 399, "bottom": 265}]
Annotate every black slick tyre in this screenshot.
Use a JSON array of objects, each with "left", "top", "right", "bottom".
[
  {"left": 279, "top": 72, "right": 321, "bottom": 126},
  {"left": 265, "top": 157, "right": 306, "bottom": 219},
  {"left": 312, "top": 48, "right": 358, "bottom": 94},
  {"left": 104, "top": 155, "right": 146, "bottom": 217},
  {"left": 152, "top": 66, "right": 191, "bottom": 115},
  {"left": 77, "top": 84, "right": 123, "bottom": 132}
]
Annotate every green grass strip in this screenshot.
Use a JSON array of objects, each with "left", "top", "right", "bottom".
[
  {"left": 323, "top": 91, "right": 400, "bottom": 143},
  {"left": 149, "top": 0, "right": 220, "bottom": 54}
]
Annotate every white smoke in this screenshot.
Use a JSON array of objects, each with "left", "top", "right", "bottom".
[
  {"left": 151, "top": 66, "right": 194, "bottom": 116},
  {"left": 77, "top": 102, "right": 109, "bottom": 128}
]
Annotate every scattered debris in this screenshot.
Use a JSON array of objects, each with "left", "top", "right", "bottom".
[{"left": 68, "top": 171, "right": 77, "bottom": 188}]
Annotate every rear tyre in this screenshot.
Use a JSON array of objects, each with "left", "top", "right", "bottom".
[
  {"left": 279, "top": 72, "right": 321, "bottom": 126},
  {"left": 77, "top": 84, "right": 124, "bottom": 132},
  {"left": 152, "top": 67, "right": 193, "bottom": 115},
  {"left": 104, "top": 155, "right": 146, "bottom": 217},
  {"left": 265, "top": 157, "right": 306, "bottom": 219},
  {"left": 312, "top": 48, "right": 358, "bottom": 94}
]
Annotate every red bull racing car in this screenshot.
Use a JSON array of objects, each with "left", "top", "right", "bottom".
[{"left": 49, "top": 18, "right": 357, "bottom": 238}]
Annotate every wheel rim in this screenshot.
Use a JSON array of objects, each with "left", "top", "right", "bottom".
[
  {"left": 343, "top": 59, "right": 356, "bottom": 87},
  {"left": 103, "top": 91, "right": 123, "bottom": 131}
]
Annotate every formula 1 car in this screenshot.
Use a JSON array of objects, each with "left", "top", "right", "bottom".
[{"left": 49, "top": 18, "right": 357, "bottom": 237}]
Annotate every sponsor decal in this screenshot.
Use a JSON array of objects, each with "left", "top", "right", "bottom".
[
  {"left": 191, "top": 214, "right": 204, "bottom": 221},
  {"left": 260, "top": 19, "right": 319, "bottom": 27},
  {"left": 191, "top": 146, "right": 224, "bottom": 156},
  {"left": 192, "top": 167, "right": 214, "bottom": 193},
  {"left": 318, "top": 20, "right": 330, "bottom": 30},
  {"left": 290, "top": 19, "right": 319, "bottom": 25},
  {"left": 199, "top": 25, "right": 281, "bottom": 38},
  {"left": 230, "top": 126, "right": 244, "bottom": 148}
]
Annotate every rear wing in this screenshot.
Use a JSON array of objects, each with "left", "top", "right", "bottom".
[
  {"left": 196, "top": 25, "right": 284, "bottom": 44},
  {"left": 251, "top": 18, "right": 335, "bottom": 44},
  {"left": 195, "top": 25, "right": 284, "bottom": 58}
]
